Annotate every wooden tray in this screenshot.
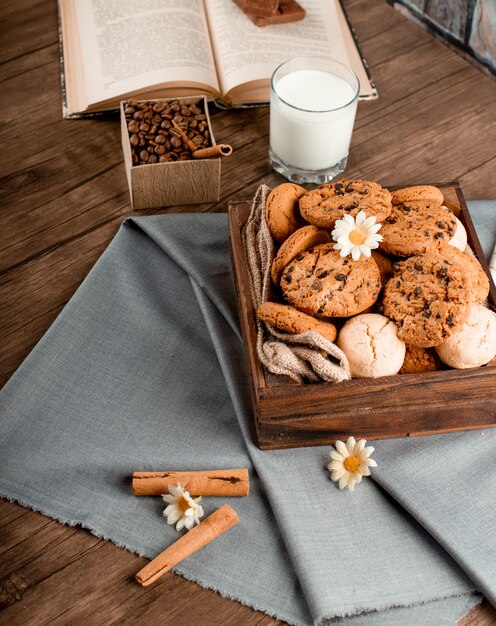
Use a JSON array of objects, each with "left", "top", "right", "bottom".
[{"left": 228, "top": 182, "right": 496, "bottom": 450}]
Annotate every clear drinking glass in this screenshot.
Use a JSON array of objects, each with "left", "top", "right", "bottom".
[{"left": 269, "top": 56, "right": 360, "bottom": 184}]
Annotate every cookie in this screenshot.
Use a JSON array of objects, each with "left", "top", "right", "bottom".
[
  {"left": 256, "top": 301, "right": 338, "bottom": 343},
  {"left": 371, "top": 250, "right": 394, "bottom": 287},
  {"left": 391, "top": 185, "right": 444, "bottom": 206},
  {"left": 436, "top": 244, "right": 489, "bottom": 303},
  {"left": 436, "top": 304, "right": 496, "bottom": 368},
  {"left": 380, "top": 202, "right": 457, "bottom": 257},
  {"left": 271, "top": 225, "right": 331, "bottom": 285},
  {"left": 382, "top": 252, "right": 471, "bottom": 347},
  {"left": 447, "top": 216, "right": 467, "bottom": 252},
  {"left": 265, "top": 183, "right": 307, "bottom": 244},
  {"left": 337, "top": 313, "right": 406, "bottom": 378},
  {"left": 399, "top": 345, "right": 441, "bottom": 374},
  {"left": 299, "top": 179, "right": 392, "bottom": 229},
  {"left": 280, "top": 243, "right": 381, "bottom": 317}
]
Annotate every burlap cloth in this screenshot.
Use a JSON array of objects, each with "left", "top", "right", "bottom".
[{"left": 242, "top": 185, "right": 351, "bottom": 383}]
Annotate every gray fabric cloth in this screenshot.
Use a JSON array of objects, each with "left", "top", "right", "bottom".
[{"left": 1, "top": 202, "right": 494, "bottom": 625}]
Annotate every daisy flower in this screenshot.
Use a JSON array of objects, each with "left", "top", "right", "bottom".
[
  {"left": 331, "top": 211, "right": 383, "bottom": 261},
  {"left": 327, "top": 437, "right": 377, "bottom": 491},
  {"left": 162, "top": 483, "right": 204, "bottom": 531}
]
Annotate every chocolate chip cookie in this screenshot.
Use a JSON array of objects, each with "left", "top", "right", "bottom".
[
  {"left": 380, "top": 202, "right": 457, "bottom": 256},
  {"left": 299, "top": 179, "right": 392, "bottom": 229},
  {"left": 271, "top": 225, "right": 331, "bottom": 285},
  {"left": 256, "top": 302, "right": 337, "bottom": 343},
  {"left": 280, "top": 243, "right": 381, "bottom": 317},
  {"left": 435, "top": 244, "right": 490, "bottom": 303},
  {"left": 382, "top": 252, "right": 471, "bottom": 347}
]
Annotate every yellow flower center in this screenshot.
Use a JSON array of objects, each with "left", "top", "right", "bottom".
[
  {"left": 179, "top": 496, "right": 192, "bottom": 513},
  {"left": 344, "top": 455, "right": 362, "bottom": 473},
  {"left": 349, "top": 228, "right": 366, "bottom": 245}
]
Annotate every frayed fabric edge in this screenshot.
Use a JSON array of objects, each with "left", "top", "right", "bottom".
[
  {"left": 316, "top": 590, "right": 483, "bottom": 625},
  {"left": 0, "top": 490, "right": 307, "bottom": 626}
]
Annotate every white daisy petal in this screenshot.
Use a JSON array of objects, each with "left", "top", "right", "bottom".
[
  {"left": 364, "top": 446, "right": 375, "bottom": 457},
  {"left": 176, "top": 517, "right": 187, "bottom": 531},
  {"left": 355, "top": 211, "right": 366, "bottom": 225},
  {"left": 346, "top": 436, "right": 356, "bottom": 452},
  {"left": 371, "top": 223, "right": 382, "bottom": 234},
  {"left": 338, "top": 475, "right": 349, "bottom": 490},
  {"left": 360, "top": 246, "right": 371, "bottom": 257},
  {"left": 328, "top": 460, "right": 344, "bottom": 470},
  {"left": 343, "top": 214, "right": 355, "bottom": 225},
  {"left": 331, "top": 467, "right": 346, "bottom": 480},
  {"left": 361, "top": 466, "right": 371, "bottom": 476},
  {"left": 335, "top": 440, "right": 348, "bottom": 456},
  {"left": 347, "top": 477, "right": 357, "bottom": 491},
  {"left": 166, "top": 509, "right": 182, "bottom": 524},
  {"left": 355, "top": 438, "right": 366, "bottom": 454},
  {"left": 162, "top": 494, "right": 176, "bottom": 504},
  {"left": 363, "top": 216, "right": 376, "bottom": 229},
  {"left": 329, "top": 450, "right": 345, "bottom": 461},
  {"left": 365, "top": 459, "right": 378, "bottom": 467}
]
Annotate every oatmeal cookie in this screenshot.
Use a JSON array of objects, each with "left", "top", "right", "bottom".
[
  {"left": 280, "top": 243, "right": 381, "bottom": 317},
  {"left": 391, "top": 185, "right": 444, "bottom": 206},
  {"left": 256, "top": 301, "right": 337, "bottom": 344},
  {"left": 299, "top": 179, "right": 392, "bottom": 229},
  {"left": 265, "top": 183, "right": 307, "bottom": 244},
  {"left": 399, "top": 345, "right": 441, "bottom": 374}
]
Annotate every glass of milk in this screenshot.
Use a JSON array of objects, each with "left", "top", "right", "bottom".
[{"left": 270, "top": 57, "right": 360, "bottom": 183}]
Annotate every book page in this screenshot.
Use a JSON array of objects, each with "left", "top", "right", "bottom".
[
  {"left": 74, "top": 0, "right": 220, "bottom": 107},
  {"left": 204, "top": 0, "right": 370, "bottom": 100}
]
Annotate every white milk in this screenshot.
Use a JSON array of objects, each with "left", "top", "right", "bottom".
[{"left": 270, "top": 69, "right": 358, "bottom": 171}]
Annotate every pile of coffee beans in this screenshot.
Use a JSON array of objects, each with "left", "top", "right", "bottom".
[{"left": 124, "top": 99, "right": 212, "bottom": 165}]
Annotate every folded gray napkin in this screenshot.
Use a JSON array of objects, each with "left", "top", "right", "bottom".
[{"left": 1, "top": 201, "right": 495, "bottom": 625}]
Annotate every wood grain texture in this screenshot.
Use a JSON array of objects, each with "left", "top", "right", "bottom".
[{"left": 1, "top": 0, "right": 495, "bottom": 623}]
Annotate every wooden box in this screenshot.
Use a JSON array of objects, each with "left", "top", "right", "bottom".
[
  {"left": 120, "top": 96, "right": 220, "bottom": 209},
  {"left": 229, "top": 182, "right": 496, "bottom": 450}
]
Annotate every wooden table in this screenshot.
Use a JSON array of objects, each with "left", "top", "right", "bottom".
[{"left": 1, "top": 0, "right": 495, "bottom": 623}]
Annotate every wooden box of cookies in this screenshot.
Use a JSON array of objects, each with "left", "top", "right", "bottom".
[
  {"left": 229, "top": 181, "right": 496, "bottom": 450},
  {"left": 120, "top": 96, "right": 221, "bottom": 209}
]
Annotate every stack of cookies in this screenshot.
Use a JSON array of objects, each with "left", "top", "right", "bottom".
[{"left": 256, "top": 180, "right": 496, "bottom": 379}]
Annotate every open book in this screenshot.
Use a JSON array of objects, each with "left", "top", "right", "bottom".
[{"left": 59, "top": 0, "right": 377, "bottom": 118}]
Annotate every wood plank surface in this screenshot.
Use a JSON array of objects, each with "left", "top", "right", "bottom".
[{"left": 1, "top": 0, "right": 495, "bottom": 624}]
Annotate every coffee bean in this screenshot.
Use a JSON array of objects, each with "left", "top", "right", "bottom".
[
  {"left": 128, "top": 120, "right": 139, "bottom": 133},
  {"left": 125, "top": 99, "right": 212, "bottom": 165}
]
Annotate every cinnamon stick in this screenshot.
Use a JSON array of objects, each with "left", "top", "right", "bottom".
[
  {"left": 135, "top": 504, "right": 238, "bottom": 587},
  {"left": 192, "top": 144, "right": 233, "bottom": 159},
  {"left": 171, "top": 119, "right": 199, "bottom": 153},
  {"left": 132, "top": 468, "right": 249, "bottom": 497}
]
